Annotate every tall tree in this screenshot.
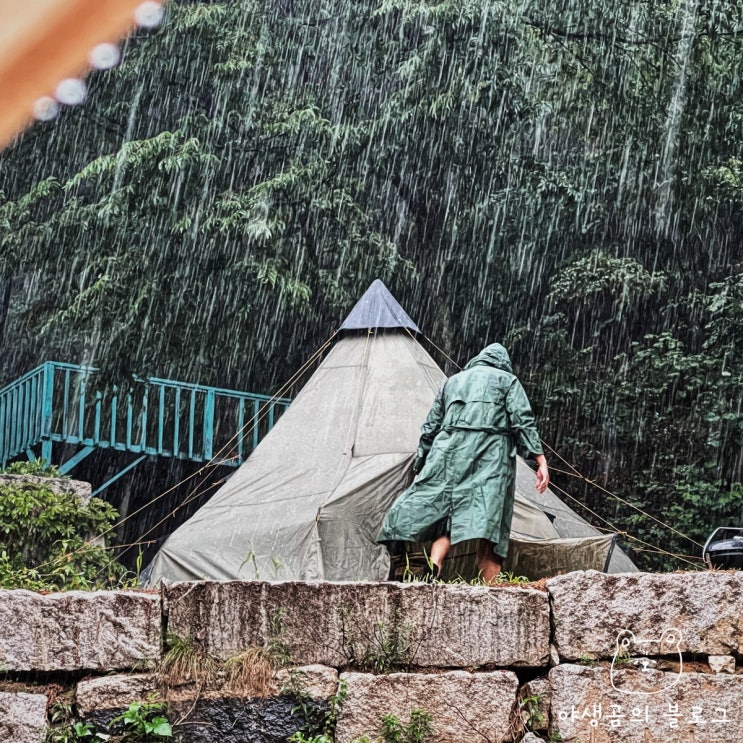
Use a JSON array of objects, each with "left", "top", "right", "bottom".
[{"left": 1, "top": 0, "right": 742, "bottom": 569}]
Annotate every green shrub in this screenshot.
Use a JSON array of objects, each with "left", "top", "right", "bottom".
[
  {"left": 0, "top": 478, "right": 131, "bottom": 590},
  {"left": 3, "top": 459, "right": 63, "bottom": 478},
  {"left": 109, "top": 701, "right": 173, "bottom": 740},
  {"left": 46, "top": 700, "right": 174, "bottom": 742},
  {"left": 379, "top": 709, "right": 432, "bottom": 743}
]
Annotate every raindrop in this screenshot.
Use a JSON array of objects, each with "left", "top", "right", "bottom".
[
  {"left": 54, "top": 78, "right": 87, "bottom": 106},
  {"left": 134, "top": 1, "right": 164, "bottom": 28},
  {"left": 32, "top": 96, "right": 59, "bottom": 121},
  {"left": 88, "top": 42, "right": 121, "bottom": 70}
]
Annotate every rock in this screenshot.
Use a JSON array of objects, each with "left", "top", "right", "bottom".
[
  {"left": 519, "top": 734, "right": 544, "bottom": 743},
  {"left": 73, "top": 666, "right": 334, "bottom": 743},
  {"left": 164, "top": 581, "right": 264, "bottom": 658},
  {"left": 0, "top": 589, "right": 161, "bottom": 671},
  {"left": 519, "top": 676, "right": 550, "bottom": 732},
  {"left": 708, "top": 655, "right": 736, "bottom": 674},
  {"left": 0, "top": 474, "right": 92, "bottom": 502},
  {"left": 246, "top": 581, "right": 381, "bottom": 667},
  {"left": 392, "top": 583, "right": 550, "bottom": 668},
  {"left": 549, "top": 663, "right": 743, "bottom": 742},
  {"left": 0, "top": 691, "right": 48, "bottom": 743},
  {"left": 274, "top": 664, "right": 339, "bottom": 700},
  {"left": 547, "top": 570, "right": 743, "bottom": 660},
  {"left": 76, "top": 674, "right": 159, "bottom": 718},
  {"left": 335, "top": 671, "right": 519, "bottom": 743},
  {"left": 165, "top": 580, "right": 550, "bottom": 668}
]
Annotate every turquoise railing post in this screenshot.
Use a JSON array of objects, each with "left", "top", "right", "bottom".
[
  {"left": 62, "top": 367, "right": 70, "bottom": 438},
  {"left": 203, "top": 389, "right": 215, "bottom": 460},
  {"left": 140, "top": 387, "right": 148, "bottom": 453},
  {"left": 41, "top": 362, "right": 54, "bottom": 464},
  {"left": 32, "top": 371, "right": 41, "bottom": 446},
  {"left": 157, "top": 385, "right": 165, "bottom": 455},
  {"left": 236, "top": 399, "right": 245, "bottom": 463},
  {"left": 7, "top": 387, "right": 15, "bottom": 456},
  {"left": 252, "top": 400, "right": 260, "bottom": 452},
  {"left": 126, "top": 392, "right": 133, "bottom": 449},
  {"left": 94, "top": 391, "right": 102, "bottom": 444},
  {"left": 77, "top": 375, "right": 87, "bottom": 442},
  {"left": 173, "top": 387, "right": 181, "bottom": 458},
  {"left": 188, "top": 389, "right": 196, "bottom": 459},
  {"left": 110, "top": 385, "right": 118, "bottom": 447}
]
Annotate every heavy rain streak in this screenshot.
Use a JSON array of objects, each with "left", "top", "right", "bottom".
[{"left": 0, "top": 0, "right": 742, "bottom": 573}]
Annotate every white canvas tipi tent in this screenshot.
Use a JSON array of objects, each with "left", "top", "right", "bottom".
[{"left": 146, "top": 280, "right": 634, "bottom": 583}]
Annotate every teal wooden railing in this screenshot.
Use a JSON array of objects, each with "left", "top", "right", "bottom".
[{"left": 0, "top": 362, "right": 290, "bottom": 493}]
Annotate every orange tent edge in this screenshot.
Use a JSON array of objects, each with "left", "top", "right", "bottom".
[{"left": 0, "top": 0, "right": 151, "bottom": 150}]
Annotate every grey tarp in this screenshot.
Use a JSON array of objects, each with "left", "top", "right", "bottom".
[
  {"left": 340, "top": 278, "right": 420, "bottom": 333},
  {"left": 146, "top": 280, "right": 635, "bottom": 583}
]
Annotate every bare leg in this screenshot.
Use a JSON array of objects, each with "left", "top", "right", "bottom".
[
  {"left": 430, "top": 535, "right": 451, "bottom": 575},
  {"left": 476, "top": 540, "right": 502, "bottom": 584}
]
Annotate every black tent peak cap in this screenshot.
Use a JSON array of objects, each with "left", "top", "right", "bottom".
[{"left": 339, "top": 279, "right": 421, "bottom": 333}]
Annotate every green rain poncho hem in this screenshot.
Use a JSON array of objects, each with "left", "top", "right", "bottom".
[{"left": 377, "top": 343, "right": 543, "bottom": 558}]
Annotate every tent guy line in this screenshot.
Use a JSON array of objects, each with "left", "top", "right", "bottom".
[
  {"left": 30, "top": 331, "right": 341, "bottom": 577},
  {"left": 540, "top": 439, "right": 703, "bottom": 548},
  {"left": 144, "top": 280, "right": 630, "bottom": 583},
  {"left": 546, "top": 480, "right": 703, "bottom": 569},
  {"left": 407, "top": 322, "right": 699, "bottom": 555},
  {"left": 113, "top": 332, "right": 345, "bottom": 556},
  {"left": 63, "top": 281, "right": 688, "bottom": 581},
  {"left": 35, "top": 281, "right": 692, "bottom": 581},
  {"left": 111, "top": 331, "right": 341, "bottom": 540}
]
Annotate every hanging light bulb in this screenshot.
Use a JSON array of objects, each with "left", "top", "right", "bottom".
[
  {"left": 89, "top": 43, "right": 122, "bottom": 70},
  {"left": 54, "top": 78, "right": 88, "bottom": 106},
  {"left": 134, "top": 1, "right": 164, "bottom": 28},
  {"left": 32, "top": 96, "right": 60, "bottom": 122}
]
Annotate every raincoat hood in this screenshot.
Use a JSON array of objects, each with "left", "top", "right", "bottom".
[{"left": 464, "top": 343, "right": 513, "bottom": 374}]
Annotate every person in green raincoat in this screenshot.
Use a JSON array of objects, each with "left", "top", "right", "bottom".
[{"left": 377, "top": 343, "right": 549, "bottom": 583}]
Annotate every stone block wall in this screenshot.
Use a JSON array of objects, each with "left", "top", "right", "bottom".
[{"left": 1, "top": 571, "right": 742, "bottom": 742}]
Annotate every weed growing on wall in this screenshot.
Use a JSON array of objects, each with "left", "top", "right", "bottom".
[
  {"left": 159, "top": 633, "right": 217, "bottom": 687},
  {"left": 360, "top": 614, "right": 415, "bottom": 674},
  {"left": 289, "top": 679, "right": 349, "bottom": 743},
  {"left": 45, "top": 700, "right": 176, "bottom": 742},
  {"left": 291, "top": 706, "right": 433, "bottom": 743},
  {"left": 45, "top": 720, "right": 98, "bottom": 742},
  {"left": 519, "top": 693, "right": 545, "bottom": 731},
  {"left": 109, "top": 701, "right": 174, "bottom": 740},
  {"left": 268, "top": 607, "right": 293, "bottom": 667},
  {"left": 223, "top": 646, "right": 277, "bottom": 697},
  {"left": 378, "top": 709, "right": 432, "bottom": 743},
  {"left": 160, "top": 622, "right": 297, "bottom": 700},
  {"left": 336, "top": 606, "right": 416, "bottom": 673}
]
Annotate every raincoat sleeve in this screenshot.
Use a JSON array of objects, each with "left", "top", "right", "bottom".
[
  {"left": 415, "top": 385, "right": 446, "bottom": 468},
  {"left": 505, "top": 378, "right": 543, "bottom": 456}
]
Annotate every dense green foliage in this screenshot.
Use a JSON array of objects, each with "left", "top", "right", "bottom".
[
  {"left": 1, "top": 0, "right": 742, "bottom": 570},
  {"left": 0, "top": 474, "right": 131, "bottom": 590}
]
